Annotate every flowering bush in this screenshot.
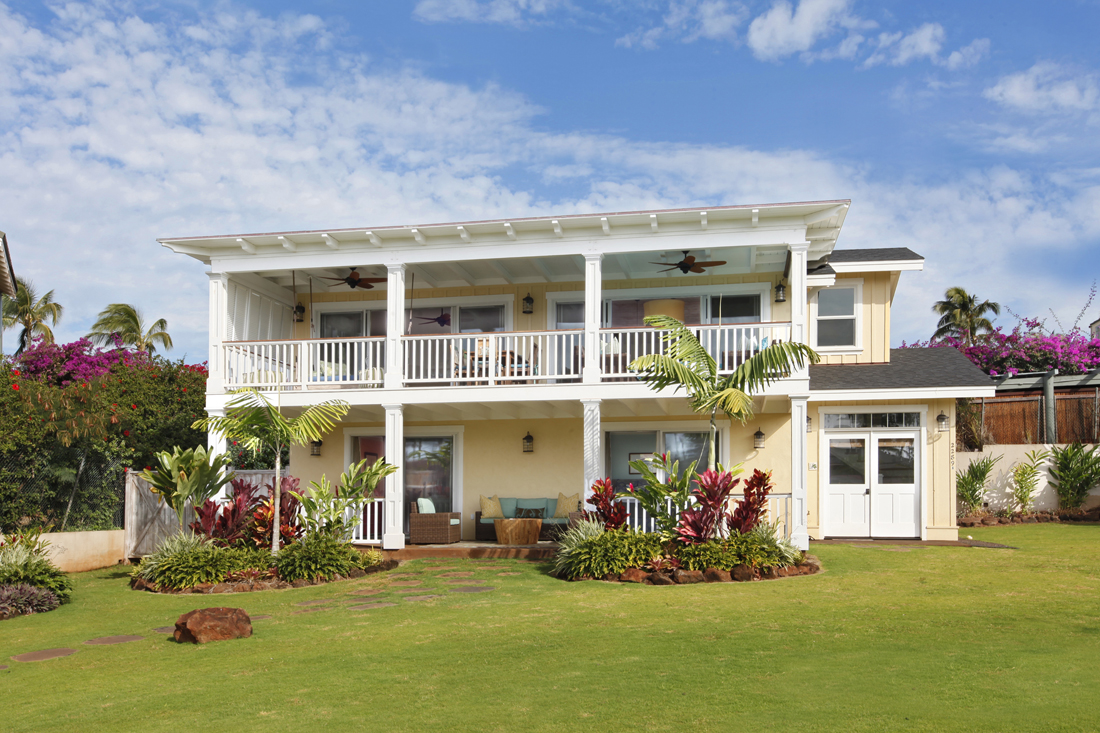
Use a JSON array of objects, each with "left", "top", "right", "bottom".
[
  {"left": 16, "top": 337, "right": 145, "bottom": 387},
  {"left": 902, "top": 319, "right": 1100, "bottom": 377}
]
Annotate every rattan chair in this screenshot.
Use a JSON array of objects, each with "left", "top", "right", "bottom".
[{"left": 409, "top": 501, "right": 462, "bottom": 544}]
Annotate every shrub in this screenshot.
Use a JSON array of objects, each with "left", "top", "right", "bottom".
[
  {"left": 139, "top": 445, "right": 234, "bottom": 528},
  {"left": 292, "top": 459, "right": 396, "bottom": 541},
  {"left": 190, "top": 477, "right": 263, "bottom": 547},
  {"left": 676, "top": 523, "right": 801, "bottom": 571},
  {"left": 0, "top": 583, "right": 60, "bottom": 618},
  {"left": 359, "top": 548, "right": 384, "bottom": 568},
  {"left": 135, "top": 533, "right": 271, "bottom": 590},
  {"left": 274, "top": 532, "right": 364, "bottom": 582},
  {"left": 1010, "top": 449, "right": 1049, "bottom": 513},
  {"left": 1049, "top": 443, "right": 1100, "bottom": 510},
  {"left": 0, "top": 544, "right": 73, "bottom": 603},
  {"left": 728, "top": 469, "right": 773, "bottom": 535},
  {"left": 957, "top": 454, "right": 1000, "bottom": 515},
  {"left": 583, "top": 478, "right": 629, "bottom": 530},
  {"left": 551, "top": 518, "right": 606, "bottom": 578},
  {"left": 621, "top": 452, "right": 696, "bottom": 540},
  {"left": 246, "top": 478, "right": 302, "bottom": 548},
  {"left": 552, "top": 523, "right": 663, "bottom": 580},
  {"left": 676, "top": 467, "right": 740, "bottom": 545}
]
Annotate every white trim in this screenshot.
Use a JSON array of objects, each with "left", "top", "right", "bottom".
[
  {"left": 816, "top": 405, "right": 927, "bottom": 540},
  {"left": 809, "top": 386, "right": 996, "bottom": 401},
  {"left": 830, "top": 260, "right": 923, "bottom": 274},
  {"left": 810, "top": 278, "right": 862, "bottom": 354}
]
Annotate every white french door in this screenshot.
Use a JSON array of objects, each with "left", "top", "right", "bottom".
[{"left": 825, "top": 431, "right": 920, "bottom": 538}]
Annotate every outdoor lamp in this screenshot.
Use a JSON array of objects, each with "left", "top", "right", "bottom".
[
  {"left": 522, "top": 293, "right": 535, "bottom": 314},
  {"left": 522, "top": 432, "right": 534, "bottom": 453},
  {"left": 310, "top": 440, "right": 323, "bottom": 456},
  {"left": 293, "top": 302, "right": 306, "bottom": 322},
  {"left": 806, "top": 415, "right": 813, "bottom": 433},
  {"left": 774, "top": 282, "right": 786, "bottom": 303},
  {"left": 753, "top": 429, "right": 766, "bottom": 450},
  {"left": 936, "top": 411, "right": 949, "bottom": 433}
]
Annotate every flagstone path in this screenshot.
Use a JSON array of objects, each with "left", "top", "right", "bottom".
[
  {"left": 449, "top": 586, "right": 496, "bottom": 594},
  {"left": 84, "top": 635, "right": 144, "bottom": 645}
]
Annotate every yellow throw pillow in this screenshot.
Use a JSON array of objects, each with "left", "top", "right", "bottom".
[
  {"left": 480, "top": 494, "right": 504, "bottom": 518},
  {"left": 555, "top": 492, "right": 580, "bottom": 518}
]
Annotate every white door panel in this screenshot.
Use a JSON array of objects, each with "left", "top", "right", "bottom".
[
  {"left": 870, "top": 435, "right": 919, "bottom": 538},
  {"left": 825, "top": 434, "right": 870, "bottom": 537}
]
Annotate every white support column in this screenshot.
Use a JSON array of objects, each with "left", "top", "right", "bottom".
[
  {"left": 790, "top": 395, "right": 810, "bottom": 551},
  {"left": 582, "top": 253, "right": 603, "bottom": 384},
  {"left": 207, "top": 273, "right": 229, "bottom": 394},
  {"left": 581, "top": 398, "right": 602, "bottom": 506},
  {"left": 382, "top": 403, "right": 405, "bottom": 550},
  {"left": 205, "top": 406, "right": 231, "bottom": 502},
  {"left": 384, "top": 264, "right": 406, "bottom": 390},
  {"left": 788, "top": 242, "right": 810, "bottom": 379}
]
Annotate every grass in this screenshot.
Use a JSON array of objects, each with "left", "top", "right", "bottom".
[{"left": 2, "top": 524, "right": 1099, "bottom": 732}]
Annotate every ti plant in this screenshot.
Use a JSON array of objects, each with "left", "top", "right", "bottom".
[
  {"left": 140, "top": 445, "right": 234, "bottom": 529},
  {"left": 1010, "top": 449, "right": 1049, "bottom": 514},
  {"left": 584, "top": 478, "right": 629, "bottom": 530},
  {"left": 676, "top": 467, "right": 743, "bottom": 545},
  {"left": 728, "top": 469, "right": 774, "bottom": 535}
]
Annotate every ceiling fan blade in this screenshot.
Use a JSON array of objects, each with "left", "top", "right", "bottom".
[
  {"left": 657, "top": 265, "right": 680, "bottom": 272},
  {"left": 689, "top": 265, "right": 707, "bottom": 273},
  {"left": 317, "top": 276, "right": 347, "bottom": 281},
  {"left": 648, "top": 262, "right": 672, "bottom": 267},
  {"left": 694, "top": 260, "right": 727, "bottom": 268},
  {"left": 682, "top": 255, "right": 696, "bottom": 265},
  {"left": 352, "top": 281, "right": 375, "bottom": 289}
]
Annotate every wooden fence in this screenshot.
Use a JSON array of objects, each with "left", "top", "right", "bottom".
[{"left": 974, "top": 389, "right": 1099, "bottom": 446}]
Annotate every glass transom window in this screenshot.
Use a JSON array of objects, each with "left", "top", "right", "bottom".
[{"left": 823, "top": 412, "right": 921, "bottom": 429}]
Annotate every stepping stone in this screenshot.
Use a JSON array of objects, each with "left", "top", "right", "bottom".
[
  {"left": 292, "top": 608, "right": 327, "bottom": 615},
  {"left": 394, "top": 588, "right": 429, "bottom": 594},
  {"left": 420, "top": 565, "right": 453, "bottom": 570},
  {"left": 449, "top": 586, "right": 496, "bottom": 593},
  {"left": 403, "top": 595, "right": 442, "bottom": 602},
  {"left": 438, "top": 572, "right": 473, "bottom": 578},
  {"left": 251, "top": 615, "right": 271, "bottom": 620},
  {"left": 496, "top": 572, "right": 521, "bottom": 576},
  {"left": 348, "top": 589, "right": 383, "bottom": 597},
  {"left": 295, "top": 599, "right": 333, "bottom": 606},
  {"left": 0, "top": 665, "right": 7, "bottom": 670},
  {"left": 443, "top": 579, "right": 479, "bottom": 585},
  {"left": 84, "top": 635, "right": 144, "bottom": 645},
  {"left": 154, "top": 626, "right": 176, "bottom": 634},
  {"left": 12, "top": 648, "right": 76, "bottom": 663},
  {"left": 389, "top": 581, "right": 422, "bottom": 587},
  {"left": 348, "top": 603, "right": 397, "bottom": 611},
  {"left": 388, "top": 573, "right": 419, "bottom": 578}
]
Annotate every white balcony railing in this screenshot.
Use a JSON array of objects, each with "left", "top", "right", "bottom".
[
  {"left": 614, "top": 493, "right": 793, "bottom": 540},
  {"left": 222, "top": 338, "right": 385, "bottom": 390},
  {"left": 599, "top": 322, "right": 792, "bottom": 380},
  {"left": 349, "top": 498, "right": 384, "bottom": 544},
  {"left": 402, "top": 330, "right": 583, "bottom": 385}
]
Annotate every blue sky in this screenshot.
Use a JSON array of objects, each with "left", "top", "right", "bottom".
[{"left": 2, "top": 0, "right": 1099, "bottom": 360}]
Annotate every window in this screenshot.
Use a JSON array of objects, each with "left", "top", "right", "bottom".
[
  {"left": 815, "top": 285, "right": 858, "bottom": 348},
  {"left": 318, "top": 310, "right": 386, "bottom": 338},
  {"left": 823, "top": 412, "right": 921, "bottom": 429},
  {"left": 710, "top": 295, "right": 761, "bottom": 324}
]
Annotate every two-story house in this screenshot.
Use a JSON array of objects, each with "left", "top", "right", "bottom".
[{"left": 161, "top": 200, "right": 993, "bottom": 550}]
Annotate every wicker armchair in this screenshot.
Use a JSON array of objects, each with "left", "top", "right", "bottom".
[{"left": 409, "top": 502, "right": 462, "bottom": 544}]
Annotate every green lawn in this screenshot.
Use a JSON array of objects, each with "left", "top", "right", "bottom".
[{"left": 3, "top": 524, "right": 1099, "bottom": 732}]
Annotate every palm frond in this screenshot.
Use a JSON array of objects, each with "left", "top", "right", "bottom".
[
  {"left": 724, "top": 341, "right": 818, "bottom": 394},
  {"left": 698, "top": 387, "right": 756, "bottom": 422},
  {"left": 630, "top": 353, "right": 713, "bottom": 397}
]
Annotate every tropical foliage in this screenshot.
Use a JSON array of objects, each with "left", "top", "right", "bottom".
[
  {"left": 1010, "top": 449, "right": 1049, "bottom": 514},
  {"left": 292, "top": 459, "right": 397, "bottom": 540},
  {"left": 0, "top": 583, "right": 60, "bottom": 618},
  {"left": 957, "top": 454, "right": 1001, "bottom": 515},
  {"left": 583, "top": 478, "right": 629, "bottom": 530},
  {"left": 629, "top": 314, "right": 817, "bottom": 469},
  {"left": 931, "top": 287, "right": 1001, "bottom": 346},
  {"left": 1048, "top": 443, "right": 1100, "bottom": 510},
  {"left": 1, "top": 277, "right": 63, "bottom": 355},
  {"left": 0, "top": 541, "right": 72, "bottom": 603},
  {"left": 139, "top": 445, "right": 234, "bottom": 528},
  {"left": 620, "top": 452, "right": 699, "bottom": 540},
  {"left": 87, "top": 303, "right": 173, "bottom": 354}
]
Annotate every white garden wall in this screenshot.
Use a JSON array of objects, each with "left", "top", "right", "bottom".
[
  {"left": 958, "top": 445, "right": 1100, "bottom": 512},
  {"left": 41, "top": 529, "right": 125, "bottom": 572}
]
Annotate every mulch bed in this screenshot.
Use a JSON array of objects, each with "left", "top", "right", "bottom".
[
  {"left": 131, "top": 560, "right": 400, "bottom": 595},
  {"left": 958, "top": 508, "right": 1100, "bottom": 527},
  {"left": 563, "top": 555, "right": 823, "bottom": 585}
]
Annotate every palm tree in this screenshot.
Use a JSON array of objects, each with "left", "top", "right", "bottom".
[
  {"left": 87, "top": 303, "right": 173, "bottom": 353},
  {"left": 630, "top": 315, "right": 819, "bottom": 470},
  {"left": 1, "top": 277, "right": 63, "bottom": 355},
  {"left": 931, "top": 287, "right": 1000, "bottom": 346},
  {"left": 192, "top": 389, "right": 350, "bottom": 553}
]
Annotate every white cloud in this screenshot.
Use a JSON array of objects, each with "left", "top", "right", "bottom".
[
  {"left": 944, "top": 37, "right": 990, "bottom": 70},
  {"left": 413, "top": 0, "right": 570, "bottom": 26},
  {"left": 745, "top": 0, "right": 854, "bottom": 61},
  {"left": 616, "top": 1, "right": 747, "bottom": 50},
  {"left": 984, "top": 61, "right": 1100, "bottom": 114},
  {"left": 0, "top": 4, "right": 1095, "bottom": 360}
]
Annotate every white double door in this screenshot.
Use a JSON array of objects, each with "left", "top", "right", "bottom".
[{"left": 825, "top": 431, "right": 920, "bottom": 538}]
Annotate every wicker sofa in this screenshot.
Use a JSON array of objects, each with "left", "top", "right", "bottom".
[
  {"left": 409, "top": 499, "right": 461, "bottom": 544},
  {"left": 475, "top": 497, "right": 578, "bottom": 542}
]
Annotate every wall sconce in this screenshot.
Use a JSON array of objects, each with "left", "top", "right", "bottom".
[
  {"left": 753, "top": 429, "right": 765, "bottom": 450},
  {"left": 936, "top": 411, "right": 949, "bottom": 433},
  {"left": 806, "top": 415, "right": 813, "bottom": 433},
  {"left": 522, "top": 293, "right": 534, "bottom": 314},
  {"left": 522, "top": 432, "right": 534, "bottom": 453},
  {"left": 310, "top": 440, "right": 322, "bottom": 456},
  {"left": 774, "top": 282, "right": 786, "bottom": 303},
  {"left": 293, "top": 302, "right": 306, "bottom": 323}
]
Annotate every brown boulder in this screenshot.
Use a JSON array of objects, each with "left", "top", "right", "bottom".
[
  {"left": 620, "top": 568, "right": 648, "bottom": 584},
  {"left": 348, "top": 568, "right": 366, "bottom": 579},
  {"left": 602, "top": 572, "right": 621, "bottom": 582},
  {"left": 291, "top": 579, "right": 310, "bottom": 588},
  {"left": 673, "top": 569, "right": 705, "bottom": 584},
  {"left": 981, "top": 516, "right": 999, "bottom": 526},
  {"left": 647, "top": 572, "right": 675, "bottom": 586},
  {"left": 1022, "top": 516, "right": 1037, "bottom": 524},
  {"left": 761, "top": 567, "right": 780, "bottom": 580},
  {"left": 800, "top": 555, "right": 822, "bottom": 574},
  {"left": 703, "top": 567, "right": 732, "bottom": 583},
  {"left": 731, "top": 565, "right": 754, "bottom": 582},
  {"left": 174, "top": 608, "right": 252, "bottom": 644}
]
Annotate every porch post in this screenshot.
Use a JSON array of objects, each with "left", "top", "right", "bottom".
[
  {"left": 205, "top": 406, "right": 231, "bottom": 502},
  {"left": 207, "top": 273, "right": 229, "bottom": 394},
  {"left": 384, "top": 264, "right": 406, "bottom": 390},
  {"left": 581, "top": 398, "right": 602, "bottom": 506},
  {"left": 788, "top": 242, "right": 809, "bottom": 378},
  {"left": 790, "top": 395, "right": 810, "bottom": 551},
  {"left": 583, "top": 253, "right": 603, "bottom": 384},
  {"left": 382, "top": 403, "right": 406, "bottom": 550}
]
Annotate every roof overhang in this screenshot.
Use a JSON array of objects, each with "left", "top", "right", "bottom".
[
  {"left": 158, "top": 200, "right": 852, "bottom": 275},
  {"left": 808, "top": 385, "right": 996, "bottom": 401},
  {"left": 830, "top": 259, "right": 923, "bottom": 274},
  {"left": 0, "top": 231, "right": 15, "bottom": 299}
]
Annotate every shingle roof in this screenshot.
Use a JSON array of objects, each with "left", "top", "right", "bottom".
[
  {"left": 827, "top": 247, "right": 923, "bottom": 263},
  {"left": 809, "top": 347, "right": 991, "bottom": 392}
]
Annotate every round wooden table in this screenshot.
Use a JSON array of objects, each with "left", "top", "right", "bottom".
[{"left": 493, "top": 518, "right": 542, "bottom": 545}]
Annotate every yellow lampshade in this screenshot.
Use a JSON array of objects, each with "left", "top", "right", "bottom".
[{"left": 643, "top": 299, "right": 685, "bottom": 322}]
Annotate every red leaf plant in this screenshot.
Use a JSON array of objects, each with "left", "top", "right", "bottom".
[
  {"left": 727, "top": 469, "right": 773, "bottom": 535},
  {"left": 190, "top": 478, "right": 264, "bottom": 547},
  {"left": 247, "top": 477, "right": 303, "bottom": 548},
  {"left": 645, "top": 555, "right": 681, "bottom": 573},
  {"left": 676, "top": 468, "right": 740, "bottom": 545},
  {"left": 583, "top": 478, "right": 630, "bottom": 530}
]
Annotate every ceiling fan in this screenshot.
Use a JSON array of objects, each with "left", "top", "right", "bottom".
[
  {"left": 318, "top": 269, "right": 387, "bottom": 290},
  {"left": 651, "top": 251, "right": 727, "bottom": 274}
]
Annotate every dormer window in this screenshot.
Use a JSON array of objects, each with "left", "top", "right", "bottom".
[{"left": 813, "top": 282, "right": 861, "bottom": 350}]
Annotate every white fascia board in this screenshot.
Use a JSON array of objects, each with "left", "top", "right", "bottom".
[
  {"left": 203, "top": 225, "right": 812, "bottom": 275},
  {"left": 829, "top": 260, "right": 924, "bottom": 274},
  {"left": 808, "top": 385, "right": 995, "bottom": 402},
  {"left": 806, "top": 273, "right": 836, "bottom": 288}
]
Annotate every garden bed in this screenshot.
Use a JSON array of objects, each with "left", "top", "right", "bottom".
[
  {"left": 130, "top": 558, "right": 399, "bottom": 594},
  {"left": 958, "top": 507, "right": 1100, "bottom": 527},
  {"left": 566, "top": 554, "right": 822, "bottom": 584}
]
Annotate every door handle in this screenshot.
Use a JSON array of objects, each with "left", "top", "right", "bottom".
[{"left": 864, "top": 488, "right": 870, "bottom": 495}]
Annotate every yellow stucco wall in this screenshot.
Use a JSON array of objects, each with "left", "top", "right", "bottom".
[{"left": 816, "top": 272, "right": 894, "bottom": 365}]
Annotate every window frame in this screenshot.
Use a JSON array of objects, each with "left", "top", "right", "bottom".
[{"left": 811, "top": 279, "right": 863, "bottom": 354}]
